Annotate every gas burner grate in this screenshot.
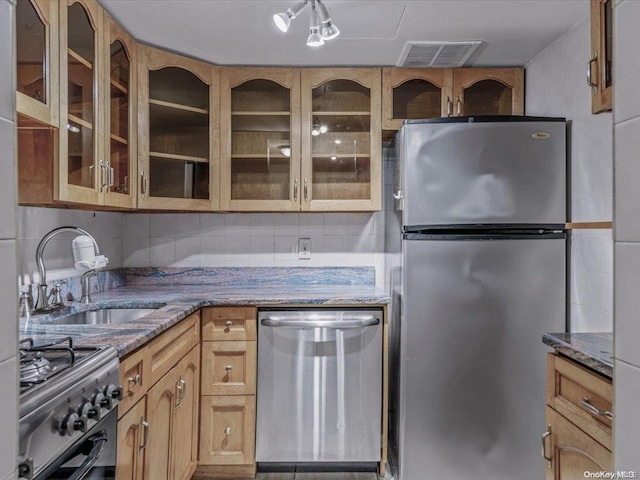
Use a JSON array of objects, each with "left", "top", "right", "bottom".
[{"left": 19, "top": 337, "right": 77, "bottom": 391}]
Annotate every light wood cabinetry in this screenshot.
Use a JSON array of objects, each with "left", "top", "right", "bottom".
[
  {"left": 589, "top": 0, "right": 613, "bottom": 113},
  {"left": 137, "top": 45, "right": 220, "bottom": 211},
  {"left": 198, "top": 307, "right": 257, "bottom": 478},
  {"left": 221, "top": 68, "right": 382, "bottom": 212},
  {"left": 543, "top": 353, "right": 612, "bottom": 478},
  {"left": 116, "top": 312, "right": 200, "bottom": 480},
  {"left": 382, "top": 67, "right": 524, "bottom": 130}
]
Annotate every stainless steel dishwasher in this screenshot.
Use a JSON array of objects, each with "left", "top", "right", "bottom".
[{"left": 256, "top": 308, "right": 383, "bottom": 465}]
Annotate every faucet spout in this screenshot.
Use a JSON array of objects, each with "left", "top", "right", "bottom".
[{"left": 35, "top": 226, "right": 102, "bottom": 312}]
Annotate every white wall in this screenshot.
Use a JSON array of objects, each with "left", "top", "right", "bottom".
[
  {"left": 526, "top": 16, "right": 614, "bottom": 332},
  {"left": 122, "top": 210, "right": 386, "bottom": 288},
  {"left": 613, "top": 0, "right": 640, "bottom": 470},
  {"left": 0, "top": 0, "right": 18, "bottom": 478}
]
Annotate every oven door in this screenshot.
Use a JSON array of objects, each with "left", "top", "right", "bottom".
[{"left": 35, "top": 409, "right": 117, "bottom": 480}]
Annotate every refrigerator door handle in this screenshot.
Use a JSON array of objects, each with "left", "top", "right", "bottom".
[{"left": 261, "top": 316, "right": 380, "bottom": 329}]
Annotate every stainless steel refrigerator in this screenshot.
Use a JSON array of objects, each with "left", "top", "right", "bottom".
[{"left": 389, "top": 117, "right": 567, "bottom": 480}]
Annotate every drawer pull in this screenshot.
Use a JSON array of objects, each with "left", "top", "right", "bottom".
[
  {"left": 541, "top": 425, "right": 552, "bottom": 469},
  {"left": 128, "top": 374, "right": 141, "bottom": 388},
  {"left": 225, "top": 365, "right": 233, "bottom": 373},
  {"left": 581, "top": 397, "right": 614, "bottom": 420},
  {"left": 225, "top": 321, "right": 233, "bottom": 328},
  {"left": 224, "top": 427, "right": 232, "bottom": 435},
  {"left": 140, "top": 417, "right": 149, "bottom": 451}
]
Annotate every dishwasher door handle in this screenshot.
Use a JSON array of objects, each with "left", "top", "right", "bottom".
[{"left": 261, "top": 316, "right": 380, "bottom": 329}]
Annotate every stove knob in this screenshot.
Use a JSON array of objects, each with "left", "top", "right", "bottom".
[
  {"left": 93, "top": 391, "right": 111, "bottom": 410},
  {"left": 60, "top": 412, "right": 85, "bottom": 436},
  {"left": 80, "top": 401, "right": 101, "bottom": 422},
  {"left": 105, "top": 384, "right": 123, "bottom": 402}
]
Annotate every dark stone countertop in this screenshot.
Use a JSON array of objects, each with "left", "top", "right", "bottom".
[{"left": 543, "top": 332, "right": 613, "bottom": 379}]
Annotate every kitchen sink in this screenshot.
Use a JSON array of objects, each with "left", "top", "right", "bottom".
[{"left": 48, "top": 308, "right": 161, "bottom": 325}]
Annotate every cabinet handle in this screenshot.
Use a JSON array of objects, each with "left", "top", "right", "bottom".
[
  {"left": 225, "top": 320, "right": 233, "bottom": 328},
  {"left": 109, "top": 166, "right": 115, "bottom": 189},
  {"left": 541, "top": 425, "right": 552, "bottom": 469},
  {"left": 224, "top": 427, "right": 232, "bottom": 435},
  {"left": 180, "top": 379, "right": 186, "bottom": 404},
  {"left": 293, "top": 177, "right": 298, "bottom": 202},
  {"left": 140, "top": 171, "right": 147, "bottom": 198},
  {"left": 581, "top": 397, "right": 614, "bottom": 420},
  {"left": 304, "top": 178, "right": 309, "bottom": 202},
  {"left": 225, "top": 365, "right": 233, "bottom": 373},
  {"left": 175, "top": 380, "right": 184, "bottom": 408},
  {"left": 446, "top": 97, "right": 452, "bottom": 117},
  {"left": 139, "top": 417, "right": 149, "bottom": 451},
  {"left": 127, "top": 374, "right": 141, "bottom": 390},
  {"left": 587, "top": 52, "right": 598, "bottom": 91},
  {"left": 99, "top": 160, "right": 108, "bottom": 192},
  {"left": 456, "top": 97, "right": 462, "bottom": 116}
]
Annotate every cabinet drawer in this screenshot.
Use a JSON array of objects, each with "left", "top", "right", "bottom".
[
  {"left": 118, "top": 347, "right": 150, "bottom": 419},
  {"left": 199, "top": 395, "right": 256, "bottom": 466},
  {"left": 148, "top": 312, "right": 200, "bottom": 386},
  {"left": 546, "top": 353, "right": 612, "bottom": 449},
  {"left": 202, "top": 307, "right": 256, "bottom": 341},
  {"left": 201, "top": 341, "right": 256, "bottom": 396}
]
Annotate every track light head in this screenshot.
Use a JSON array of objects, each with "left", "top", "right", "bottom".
[
  {"left": 317, "top": 0, "right": 340, "bottom": 40},
  {"left": 273, "top": 1, "right": 307, "bottom": 33},
  {"left": 307, "top": 3, "right": 324, "bottom": 47}
]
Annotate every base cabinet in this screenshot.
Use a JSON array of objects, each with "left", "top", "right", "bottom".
[
  {"left": 116, "top": 397, "right": 146, "bottom": 480},
  {"left": 544, "top": 353, "right": 612, "bottom": 479}
]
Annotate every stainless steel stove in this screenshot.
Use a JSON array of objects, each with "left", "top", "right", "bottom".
[{"left": 18, "top": 337, "right": 121, "bottom": 480}]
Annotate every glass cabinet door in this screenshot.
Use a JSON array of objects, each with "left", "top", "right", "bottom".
[
  {"left": 59, "top": 0, "right": 101, "bottom": 204},
  {"left": 589, "top": 0, "right": 613, "bottom": 113},
  {"left": 220, "top": 68, "right": 300, "bottom": 211},
  {"left": 301, "top": 69, "right": 381, "bottom": 211},
  {"left": 138, "top": 46, "right": 218, "bottom": 210},
  {"left": 382, "top": 68, "right": 449, "bottom": 130},
  {"left": 104, "top": 17, "right": 136, "bottom": 208},
  {"left": 452, "top": 68, "right": 524, "bottom": 117},
  {"left": 16, "top": 0, "right": 59, "bottom": 127}
]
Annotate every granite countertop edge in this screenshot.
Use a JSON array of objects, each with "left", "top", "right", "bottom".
[
  {"left": 20, "top": 284, "right": 391, "bottom": 357},
  {"left": 543, "top": 332, "right": 613, "bottom": 379}
]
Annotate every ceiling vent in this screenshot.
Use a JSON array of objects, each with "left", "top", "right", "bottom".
[{"left": 397, "top": 41, "right": 482, "bottom": 68}]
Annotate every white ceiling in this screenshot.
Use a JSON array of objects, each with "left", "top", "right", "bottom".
[{"left": 98, "top": 0, "right": 589, "bottom": 67}]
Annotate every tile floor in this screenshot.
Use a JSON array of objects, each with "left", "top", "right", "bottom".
[{"left": 255, "top": 473, "right": 379, "bottom": 480}]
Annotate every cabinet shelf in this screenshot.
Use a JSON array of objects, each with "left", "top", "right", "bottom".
[
  {"left": 232, "top": 111, "right": 290, "bottom": 116},
  {"left": 231, "top": 154, "right": 289, "bottom": 159},
  {"left": 68, "top": 113, "right": 92, "bottom": 129},
  {"left": 150, "top": 151, "right": 209, "bottom": 163},
  {"left": 312, "top": 111, "right": 371, "bottom": 116},
  {"left": 110, "top": 133, "right": 128, "bottom": 145},
  {"left": 110, "top": 79, "right": 128, "bottom": 94},
  {"left": 312, "top": 154, "right": 370, "bottom": 159},
  {"left": 149, "top": 98, "right": 209, "bottom": 115},
  {"left": 68, "top": 48, "right": 93, "bottom": 69}
]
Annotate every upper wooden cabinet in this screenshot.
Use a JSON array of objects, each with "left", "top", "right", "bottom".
[
  {"left": 137, "top": 45, "right": 220, "bottom": 211},
  {"left": 382, "top": 67, "right": 524, "bottom": 129},
  {"left": 589, "top": 0, "right": 613, "bottom": 113},
  {"left": 301, "top": 68, "right": 381, "bottom": 211},
  {"left": 16, "top": 0, "right": 59, "bottom": 127},
  {"left": 220, "top": 68, "right": 301, "bottom": 211},
  {"left": 103, "top": 14, "right": 137, "bottom": 209}
]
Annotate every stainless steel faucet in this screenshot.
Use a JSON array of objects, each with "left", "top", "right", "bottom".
[{"left": 35, "top": 226, "right": 102, "bottom": 312}]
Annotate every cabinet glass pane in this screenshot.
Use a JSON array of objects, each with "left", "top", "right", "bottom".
[
  {"left": 150, "top": 157, "right": 209, "bottom": 199},
  {"left": 230, "top": 80, "right": 291, "bottom": 201},
  {"left": 463, "top": 80, "right": 513, "bottom": 116},
  {"left": 393, "top": 79, "right": 441, "bottom": 119},
  {"left": 311, "top": 80, "right": 371, "bottom": 200},
  {"left": 67, "top": 2, "right": 95, "bottom": 189},
  {"left": 110, "top": 40, "right": 130, "bottom": 194},
  {"left": 16, "top": 1, "right": 46, "bottom": 104},
  {"left": 148, "top": 67, "right": 210, "bottom": 199}
]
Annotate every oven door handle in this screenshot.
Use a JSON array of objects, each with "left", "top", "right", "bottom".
[{"left": 67, "top": 431, "right": 108, "bottom": 480}]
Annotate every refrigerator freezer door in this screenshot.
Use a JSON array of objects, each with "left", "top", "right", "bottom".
[
  {"left": 256, "top": 310, "right": 382, "bottom": 463},
  {"left": 400, "top": 120, "right": 566, "bottom": 228},
  {"left": 399, "top": 236, "right": 565, "bottom": 480}
]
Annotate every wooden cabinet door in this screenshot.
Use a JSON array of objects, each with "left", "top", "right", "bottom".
[
  {"left": 137, "top": 45, "right": 220, "bottom": 211},
  {"left": 382, "top": 68, "right": 451, "bottom": 129},
  {"left": 301, "top": 68, "right": 382, "bottom": 212},
  {"left": 143, "top": 367, "right": 177, "bottom": 480},
  {"left": 58, "top": 0, "right": 103, "bottom": 205},
  {"left": 116, "top": 398, "right": 147, "bottom": 480},
  {"left": 452, "top": 68, "right": 524, "bottom": 116},
  {"left": 16, "top": 0, "right": 60, "bottom": 127},
  {"left": 220, "top": 67, "right": 301, "bottom": 211},
  {"left": 589, "top": 0, "right": 613, "bottom": 113},
  {"left": 545, "top": 407, "right": 611, "bottom": 480},
  {"left": 199, "top": 395, "right": 256, "bottom": 465},
  {"left": 103, "top": 14, "right": 137, "bottom": 209},
  {"left": 172, "top": 346, "right": 200, "bottom": 480}
]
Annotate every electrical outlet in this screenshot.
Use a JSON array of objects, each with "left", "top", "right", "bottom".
[{"left": 298, "top": 238, "right": 311, "bottom": 260}]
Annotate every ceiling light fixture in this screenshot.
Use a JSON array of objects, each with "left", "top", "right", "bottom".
[{"left": 273, "top": 0, "right": 339, "bottom": 47}]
